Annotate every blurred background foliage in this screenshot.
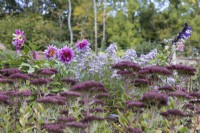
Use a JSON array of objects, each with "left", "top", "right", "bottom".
[{"left": 0, "top": 0, "right": 199, "bottom": 56}]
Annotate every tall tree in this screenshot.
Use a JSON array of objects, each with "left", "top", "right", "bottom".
[
  {"left": 101, "top": 0, "right": 107, "bottom": 50},
  {"left": 68, "top": 0, "right": 73, "bottom": 45},
  {"left": 93, "top": 0, "right": 98, "bottom": 54}
]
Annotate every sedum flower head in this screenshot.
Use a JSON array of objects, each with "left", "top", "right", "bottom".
[{"left": 57, "top": 46, "right": 74, "bottom": 63}]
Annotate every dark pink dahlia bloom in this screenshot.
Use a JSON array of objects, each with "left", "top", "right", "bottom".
[
  {"left": 57, "top": 46, "right": 74, "bottom": 63},
  {"left": 44, "top": 45, "right": 58, "bottom": 60},
  {"left": 12, "top": 29, "right": 26, "bottom": 53},
  {"left": 76, "top": 39, "right": 90, "bottom": 50}
]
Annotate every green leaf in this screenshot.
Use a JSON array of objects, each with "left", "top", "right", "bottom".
[
  {"left": 117, "top": 110, "right": 128, "bottom": 127},
  {"left": 112, "top": 122, "right": 123, "bottom": 132}
]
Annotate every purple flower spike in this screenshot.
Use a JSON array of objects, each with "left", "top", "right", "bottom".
[
  {"left": 12, "top": 29, "right": 26, "bottom": 53},
  {"left": 57, "top": 46, "right": 74, "bottom": 63},
  {"left": 76, "top": 39, "right": 90, "bottom": 50},
  {"left": 44, "top": 45, "right": 58, "bottom": 60}
]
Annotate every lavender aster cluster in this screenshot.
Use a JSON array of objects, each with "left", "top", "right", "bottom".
[
  {"left": 139, "top": 49, "right": 157, "bottom": 65},
  {"left": 121, "top": 49, "right": 137, "bottom": 61},
  {"left": 105, "top": 43, "right": 120, "bottom": 63}
]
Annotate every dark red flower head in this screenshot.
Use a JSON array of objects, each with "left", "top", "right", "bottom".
[
  {"left": 112, "top": 61, "right": 141, "bottom": 71},
  {"left": 61, "top": 78, "right": 78, "bottom": 85},
  {"left": 43, "top": 123, "right": 64, "bottom": 133},
  {"left": 71, "top": 80, "right": 105, "bottom": 93},
  {"left": 166, "top": 64, "right": 196, "bottom": 75},
  {"left": 37, "top": 96, "right": 66, "bottom": 105},
  {"left": 141, "top": 91, "right": 169, "bottom": 107},
  {"left": 10, "top": 73, "right": 29, "bottom": 80},
  {"left": 80, "top": 115, "right": 104, "bottom": 123}
]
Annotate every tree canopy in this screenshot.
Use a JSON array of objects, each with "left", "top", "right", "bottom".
[{"left": 0, "top": 0, "right": 199, "bottom": 53}]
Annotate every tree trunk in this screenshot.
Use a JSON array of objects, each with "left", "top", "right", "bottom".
[
  {"left": 93, "top": 0, "right": 98, "bottom": 54},
  {"left": 101, "top": 0, "right": 107, "bottom": 50},
  {"left": 68, "top": 0, "right": 73, "bottom": 46}
]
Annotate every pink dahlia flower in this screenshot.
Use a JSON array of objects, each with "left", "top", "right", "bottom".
[
  {"left": 57, "top": 46, "right": 74, "bottom": 63},
  {"left": 12, "top": 29, "right": 26, "bottom": 53},
  {"left": 44, "top": 45, "right": 58, "bottom": 60},
  {"left": 76, "top": 39, "right": 89, "bottom": 50}
]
